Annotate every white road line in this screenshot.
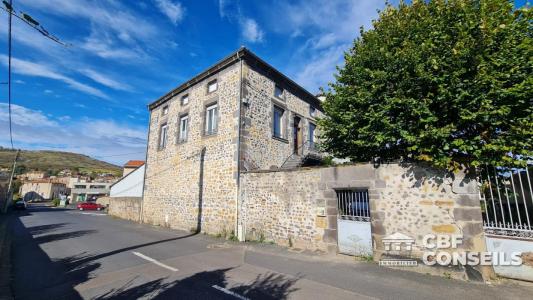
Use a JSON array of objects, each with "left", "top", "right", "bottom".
[
  {"left": 80, "top": 212, "right": 106, "bottom": 216},
  {"left": 131, "top": 251, "right": 178, "bottom": 272},
  {"left": 212, "top": 285, "right": 250, "bottom": 300}
]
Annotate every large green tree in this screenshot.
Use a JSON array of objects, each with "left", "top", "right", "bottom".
[{"left": 320, "top": 0, "right": 532, "bottom": 169}]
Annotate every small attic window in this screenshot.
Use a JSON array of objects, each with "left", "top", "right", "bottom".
[
  {"left": 274, "top": 85, "right": 284, "bottom": 99},
  {"left": 207, "top": 80, "right": 218, "bottom": 93},
  {"left": 162, "top": 105, "right": 169, "bottom": 116}
]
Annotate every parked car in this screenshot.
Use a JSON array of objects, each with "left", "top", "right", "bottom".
[
  {"left": 13, "top": 200, "right": 27, "bottom": 210},
  {"left": 77, "top": 202, "right": 104, "bottom": 211}
]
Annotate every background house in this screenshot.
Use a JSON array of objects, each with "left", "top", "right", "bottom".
[
  {"left": 19, "top": 179, "right": 67, "bottom": 201},
  {"left": 110, "top": 161, "right": 145, "bottom": 197}
]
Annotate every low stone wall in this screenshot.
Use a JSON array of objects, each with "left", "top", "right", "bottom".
[
  {"left": 107, "top": 197, "right": 142, "bottom": 222},
  {"left": 240, "top": 163, "right": 490, "bottom": 279}
]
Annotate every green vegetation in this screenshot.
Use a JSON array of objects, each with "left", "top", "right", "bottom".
[
  {"left": 319, "top": 0, "right": 532, "bottom": 170},
  {"left": 0, "top": 148, "right": 121, "bottom": 176},
  {"left": 52, "top": 199, "right": 60, "bottom": 207}
]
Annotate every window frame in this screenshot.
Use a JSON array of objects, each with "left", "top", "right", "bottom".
[
  {"left": 181, "top": 94, "right": 189, "bottom": 106},
  {"left": 162, "top": 105, "right": 169, "bottom": 116},
  {"left": 204, "top": 103, "right": 219, "bottom": 136},
  {"left": 274, "top": 84, "right": 284, "bottom": 100},
  {"left": 309, "top": 106, "right": 317, "bottom": 118},
  {"left": 177, "top": 114, "right": 189, "bottom": 143},
  {"left": 308, "top": 122, "right": 317, "bottom": 149},
  {"left": 207, "top": 79, "right": 218, "bottom": 94},
  {"left": 272, "top": 104, "right": 286, "bottom": 140},
  {"left": 159, "top": 123, "right": 169, "bottom": 149}
]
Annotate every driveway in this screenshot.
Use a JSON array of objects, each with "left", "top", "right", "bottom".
[{"left": 8, "top": 203, "right": 533, "bottom": 299}]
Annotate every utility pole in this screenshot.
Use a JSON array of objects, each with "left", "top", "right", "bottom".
[
  {"left": 7, "top": 0, "right": 13, "bottom": 149},
  {"left": 3, "top": 149, "right": 19, "bottom": 213}
]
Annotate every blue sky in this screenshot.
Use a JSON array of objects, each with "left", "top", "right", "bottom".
[{"left": 0, "top": 0, "right": 528, "bottom": 165}]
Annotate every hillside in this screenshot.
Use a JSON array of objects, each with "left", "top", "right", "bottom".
[{"left": 0, "top": 149, "right": 121, "bottom": 176}]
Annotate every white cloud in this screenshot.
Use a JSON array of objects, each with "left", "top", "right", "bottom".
[
  {"left": 240, "top": 18, "right": 264, "bottom": 43},
  {"left": 0, "top": 104, "right": 57, "bottom": 127},
  {"left": 265, "top": 0, "right": 385, "bottom": 92},
  {"left": 0, "top": 55, "right": 109, "bottom": 99},
  {"left": 155, "top": 0, "right": 185, "bottom": 25},
  {"left": 79, "top": 29, "right": 147, "bottom": 61},
  {"left": 44, "top": 89, "right": 53, "bottom": 94},
  {"left": 80, "top": 69, "right": 132, "bottom": 91},
  {"left": 0, "top": 103, "right": 146, "bottom": 164},
  {"left": 17, "top": 0, "right": 157, "bottom": 43}
]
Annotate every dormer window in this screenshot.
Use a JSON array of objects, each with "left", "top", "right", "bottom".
[
  {"left": 207, "top": 80, "right": 218, "bottom": 93},
  {"left": 162, "top": 105, "right": 169, "bottom": 116},
  {"left": 274, "top": 85, "right": 284, "bottom": 99}
]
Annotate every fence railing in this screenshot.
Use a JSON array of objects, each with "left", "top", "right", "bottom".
[
  {"left": 336, "top": 189, "right": 370, "bottom": 222},
  {"left": 479, "top": 163, "right": 533, "bottom": 238}
]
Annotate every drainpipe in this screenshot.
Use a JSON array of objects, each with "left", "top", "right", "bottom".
[
  {"left": 235, "top": 56, "right": 245, "bottom": 241},
  {"left": 139, "top": 111, "right": 152, "bottom": 223}
]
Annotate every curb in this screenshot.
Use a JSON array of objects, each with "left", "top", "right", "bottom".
[{"left": 0, "top": 216, "right": 13, "bottom": 300}]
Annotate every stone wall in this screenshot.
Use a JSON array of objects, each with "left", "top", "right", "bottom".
[
  {"left": 142, "top": 63, "right": 241, "bottom": 235},
  {"left": 240, "top": 62, "right": 324, "bottom": 171},
  {"left": 240, "top": 163, "right": 488, "bottom": 277},
  {"left": 107, "top": 197, "right": 142, "bottom": 222}
]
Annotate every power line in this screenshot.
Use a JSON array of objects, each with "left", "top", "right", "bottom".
[
  {"left": 1, "top": 0, "right": 70, "bottom": 151},
  {"left": 1, "top": 2, "right": 71, "bottom": 47},
  {"left": 6, "top": 0, "right": 12, "bottom": 149}
]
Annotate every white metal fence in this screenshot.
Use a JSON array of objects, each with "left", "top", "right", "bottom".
[{"left": 479, "top": 164, "right": 533, "bottom": 239}]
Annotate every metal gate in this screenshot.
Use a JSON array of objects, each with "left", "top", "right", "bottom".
[
  {"left": 478, "top": 163, "right": 533, "bottom": 281},
  {"left": 479, "top": 164, "right": 533, "bottom": 238},
  {"left": 336, "top": 189, "right": 372, "bottom": 256}
]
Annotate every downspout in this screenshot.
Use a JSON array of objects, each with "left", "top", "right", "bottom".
[
  {"left": 235, "top": 56, "right": 245, "bottom": 241},
  {"left": 139, "top": 111, "right": 152, "bottom": 223}
]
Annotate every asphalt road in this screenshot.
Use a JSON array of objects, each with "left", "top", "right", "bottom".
[{"left": 7, "top": 203, "right": 533, "bottom": 299}]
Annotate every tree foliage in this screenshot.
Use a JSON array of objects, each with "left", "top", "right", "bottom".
[{"left": 319, "top": 0, "right": 532, "bottom": 169}]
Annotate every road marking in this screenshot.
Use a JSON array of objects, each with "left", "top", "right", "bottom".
[
  {"left": 212, "top": 285, "right": 249, "bottom": 300},
  {"left": 80, "top": 212, "right": 106, "bottom": 216},
  {"left": 131, "top": 251, "right": 178, "bottom": 272}
]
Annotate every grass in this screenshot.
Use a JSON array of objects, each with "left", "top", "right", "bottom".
[{"left": 0, "top": 148, "right": 121, "bottom": 176}]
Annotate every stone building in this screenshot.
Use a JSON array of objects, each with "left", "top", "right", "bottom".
[{"left": 142, "top": 47, "right": 324, "bottom": 236}]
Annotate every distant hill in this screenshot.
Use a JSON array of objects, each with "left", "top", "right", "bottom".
[{"left": 0, "top": 149, "right": 121, "bottom": 176}]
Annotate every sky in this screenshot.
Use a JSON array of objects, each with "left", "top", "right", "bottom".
[{"left": 0, "top": 0, "right": 528, "bottom": 165}]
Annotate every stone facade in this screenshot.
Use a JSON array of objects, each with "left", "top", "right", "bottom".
[
  {"left": 239, "top": 163, "right": 489, "bottom": 278},
  {"left": 142, "top": 48, "right": 322, "bottom": 236},
  {"left": 106, "top": 197, "right": 142, "bottom": 222},
  {"left": 240, "top": 61, "right": 324, "bottom": 170}
]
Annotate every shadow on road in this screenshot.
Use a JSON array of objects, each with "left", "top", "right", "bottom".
[
  {"left": 97, "top": 268, "right": 299, "bottom": 300},
  {"left": 9, "top": 216, "right": 99, "bottom": 300},
  {"left": 9, "top": 207, "right": 199, "bottom": 299}
]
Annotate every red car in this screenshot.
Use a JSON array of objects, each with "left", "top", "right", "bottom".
[{"left": 77, "top": 202, "right": 104, "bottom": 211}]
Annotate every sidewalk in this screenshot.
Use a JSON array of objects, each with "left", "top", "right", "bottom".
[{"left": 0, "top": 215, "right": 13, "bottom": 300}]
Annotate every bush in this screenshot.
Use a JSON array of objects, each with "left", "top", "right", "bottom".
[{"left": 52, "top": 198, "right": 60, "bottom": 207}]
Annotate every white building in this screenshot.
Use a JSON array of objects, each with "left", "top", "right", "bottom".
[{"left": 110, "top": 164, "right": 145, "bottom": 197}]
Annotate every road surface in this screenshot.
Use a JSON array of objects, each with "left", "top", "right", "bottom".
[{"left": 8, "top": 203, "right": 533, "bottom": 299}]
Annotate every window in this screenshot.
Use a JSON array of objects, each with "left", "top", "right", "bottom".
[
  {"left": 178, "top": 115, "right": 189, "bottom": 142},
  {"left": 181, "top": 94, "right": 189, "bottom": 105},
  {"left": 207, "top": 80, "right": 218, "bottom": 93},
  {"left": 89, "top": 185, "right": 106, "bottom": 189},
  {"left": 159, "top": 123, "right": 168, "bottom": 149},
  {"left": 336, "top": 189, "right": 370, "bottom": 222},
  {"left": 309, "top": 123, "right": 317, "bottom": 149},
  {"left": 273, "top": 105, "right": 285, "bottom": 138},
  {"left": 74, "top": 185, "right": 86, "bottom": 189},
  {"left": 274, "top": 85, "right": 284, "bottom": 99},
  {"left": 162, "top": 105, "right": 169, "bottom": 116},
  {"left": 205, "top": 104, "right": 218, "bottom": 135},
  {"left": 310, "top": 106, "right": 317, "bottom": 117}
]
